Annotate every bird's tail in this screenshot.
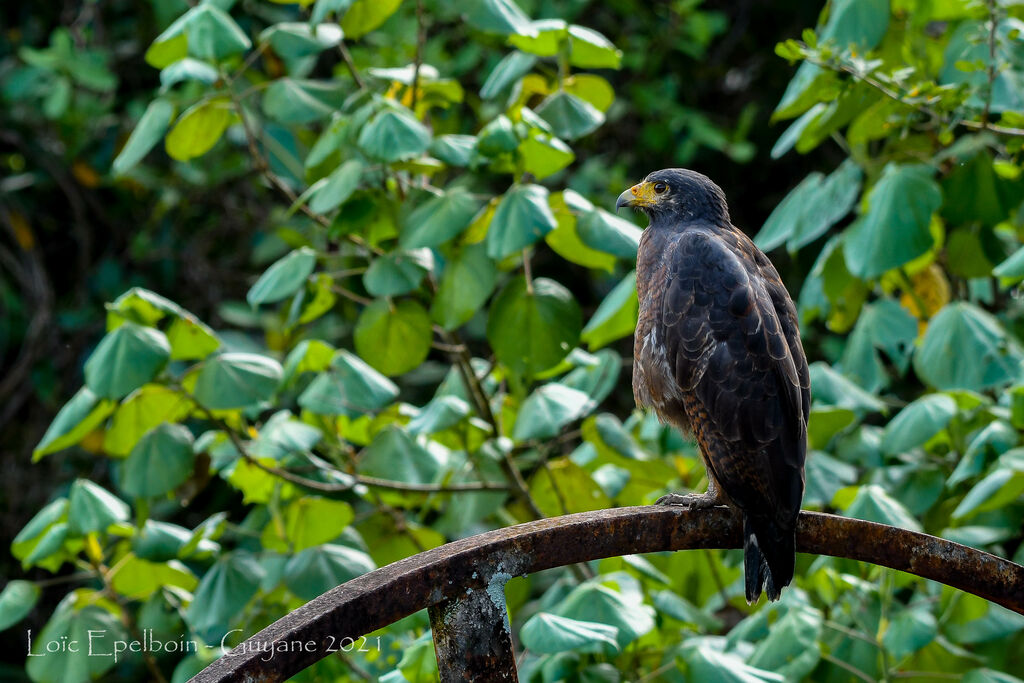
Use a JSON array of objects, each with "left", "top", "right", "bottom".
[{"left": 743, "top": 515, "right": 795, "bottom": 604}]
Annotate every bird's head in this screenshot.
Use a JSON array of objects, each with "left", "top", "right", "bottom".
[{"left": 615, "top": 168, "right": 730, "bottom": 226}]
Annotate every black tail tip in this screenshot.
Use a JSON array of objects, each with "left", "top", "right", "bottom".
[{"left": 743, "top": 518, "right": 793, "bottom": 604}]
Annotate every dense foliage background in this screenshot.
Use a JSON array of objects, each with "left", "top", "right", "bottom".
[{"left": 3, "top": 0, "right": 1024, "bottom": 681}]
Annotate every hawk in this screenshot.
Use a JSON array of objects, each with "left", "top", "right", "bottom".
[{"left": 617, "top": 169, "right": 810, "bottom": 603}]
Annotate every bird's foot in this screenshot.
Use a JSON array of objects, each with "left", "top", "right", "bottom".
[{"left": 655, "top": 492, "right": 724, "bottom": 509}]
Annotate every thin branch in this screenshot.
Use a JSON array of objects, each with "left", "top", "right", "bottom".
[
  {"left": 410, "top": 0, "right": 426, "bottom": 111},
  {"left": 331, "top": 284, "right": 373, "bottom": 306},
  {"left": 981, "top": 0, "right": 999, "bottom": 127},
  {"left": 821, "top": 653, "right": 876, "bottom": 683},
  {"left": 799, "top": 48, "right": 1024, "bottom": 138},
  {"left": 337, "top": 42, "right": 366, "bottom": 90},
  {"left": 202, "top": 410, "right": 508, "bottom": 494}
]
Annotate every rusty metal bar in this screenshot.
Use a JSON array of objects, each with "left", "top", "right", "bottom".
[
  {"left": 189, "top": 508, "right": 1024, "bottom": 683},
  {"left": 428, "top": 577, "right": 518, "bottom": 681}
]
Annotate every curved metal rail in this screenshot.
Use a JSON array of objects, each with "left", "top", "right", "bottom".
[{"left": 190, "top": 507, "right": 1024, "bottom": 682}]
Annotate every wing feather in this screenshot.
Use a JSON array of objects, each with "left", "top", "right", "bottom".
[{"left": 658, "top": 228, "right": 807, "bottom": 521}]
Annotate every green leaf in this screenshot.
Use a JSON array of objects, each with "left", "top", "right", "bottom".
[
  {"left": 536, "top": 91, "right": 604, "bottom": 141},
  {"left": 145, "top": 32, "right": 187, "bottom": 69},
  {"left": 882, "top": 605, "right": 937, "bottom": 658},
  {"left": 562, "top": 349, "right": 621, "bottom": 407},
  {"left": 340, "top": 0, "right": 402, "bottom": 39},
  {"left": 755, "top": 160, "right": 862, "bottom": 252},
  {"left": 582, "top": 271, "right": 638, "bottom": 350},
  {"left": 430, "top": 134, "right": 477, "bottom": 166},
  {"left": 481, "top": 51, "right": 536, "bottom": 99},
  {"left": 84, "top": 323, "right": 171, "bottom": 400},
  {"left": 193, "top": 353, "right": 283, "bottom": 410},
  {"left": 284, "top": 544, "right": 376, "bottom": 600},
  {"left": 153, "top": 4, "right": 252, "bottom": 60},
  {"left": 950, "top": 423, "right": 1018, "bottom": 487},
  {"left": 26, "top": 593, "right": 126, "bottom": 683},
  {"left": 577, "top": 208, "right": 642, "bottom": 259},
  {"left": 805, "top": 450, "right": 858, "bottom": 506},
  {"left": 994, "top": 244, "right": 1024, "bottom": 283},
  {"left": 545, "top": 192, "right": 615, "bottom": 272},
  {"left": 843, "top": 164, "right": 942, "bottom": 279},
  {"left": 465, "top": 0, "right": 537, "bottom": 37},
  {"left": 808, "top": 361, "right": 886, "bottom": 414},
  {"left": 485, "top": 184, "right": 557, "bottom": 259},
  {"left": 509, "top": 19, "right": 567, "bottom": 57},
  {"left": 556, "top": 581, "right": 655, "bottom": 648},
  {"left": 68, "top": 479, "right": 130, "bottom": 535},
  {"left": 262, "top": 78, "right": 345, "bottom": 124},
  {"left": 357, "top": 426, "right": 446, "bottom": 484},
  {"left": 133, "top": 519, "right": 193, "bottom": 561},
  {"left": 247, "top": 247, "right": 317, "bottom": 307},
  {"left": 262, "top": 497, "right": 354, "bottom": 552},
  {"left": 354, "top": 299, "right": 432, "bottom": 376},
  {"left": 186, "top": 551, "right": 265, "bottom": 641},
  {"left": 941, "top": 20, "right": 1024, "bottom": 114},
  {"left": 487, "top": 276, "right": 582, "bottom": 378},
  {"left": 842, "top": 484, "right": 922, "bottom": 532},
  {"left": 104, "top": 385, "right": 193, "bottom": 457},
  {"left": 110, "top": 555, "right": 198, "bottom": 599},
  {"left": 160, "top": 58, "right": 219, "bottom": 88},
  {"left": 407, "top": 396, "right": 471, "bottom": 435},
  {"left": 107, "top": 288, "right": 219, "bottom": 361},
  {"left": 11, "top": 499, "right": 69, "bottom": 571},
  {"left": 748, "top": 607, "right": 822, "bottom": 680},
  {"left": 121, "top": 423, "right": 195, "bottom": 498},
  {"left": 774, "top": 0, "right": 887, "bottom": 117},
  {"left": 358, "top": 107, "right": 431, "bottom": 162},
  {"left": 953, "top": 468, "right": 1024, "bottom": 519},
  {"left": 652, "top": 590, "right": 723, "bottom": 631},
  {"left": 112, "top": 99, "right": 174, "bottom": 175},
  {"left": 515, "top": 383, "right": 592, "bottom": 440},
  {"left": 298, "top": 349, "right": 399, "bottom": 414},
  {"left": 529, "top": 458, "right": 611, "bottom": 516},
  {"left": 477, "top": 114, "right": 520, "bottom": 156},
  {"left": 680, "top": 643, "right": 782, "bottom": 683},
  {"left": 567, "top": 25, "right": 621, "bottom": 69},
  {"left": 33, "top": 387, "right": 117, "bottom": 461},
  {"left": 0, "top": 580, "right": 40, "bottom": 632},
  {"left": 259, "top": 22, "right": 343, "bottom": 61},
  {"left": 401, "top": 188, "right": 482, "bottom": 248},
  {"left": 309, "top": 159, "right": 364, "bottom": 214},
  {"left": 519, "top": 133, "right": 574, "bottom": 180},
  {"left": 839, "top": 298, "right": 917, "bottom": 393},
  {"left": 363, "top": 250, "right": 429, "bottom": 297},
  {"left": 881, "top": 394, "right": 957, "bottom": 456},
  {"left": 431, "top": 244, "right": 496, "bottom": 330},
  {"left": 914, "top": 302, "right": 1023, "bottom": 391},
  {"left": 251, "top": 411, "right": 322, "bottom": 459},
  {"left": 520, "top": 612, "right": 620, "bottom": 654},
  {"left": 165, "top": 97, "right": 233, "bottom": 161},
  {"left": 807, "top": 406, "right": 857, "bottom": 450}
]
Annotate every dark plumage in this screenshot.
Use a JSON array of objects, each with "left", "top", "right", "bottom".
[{"left": 617, "top": 169, "right": 810, "bottom": 603}]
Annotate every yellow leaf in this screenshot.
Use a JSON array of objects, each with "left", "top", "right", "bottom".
[
  {"left": 900, "top": 263, "right": 950, "bottom": 321},
  {"left": 165, "top": 97, "right": 234, "bottom": 161}
]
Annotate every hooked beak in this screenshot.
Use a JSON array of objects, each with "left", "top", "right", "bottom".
[
  {"left": 615, "top": 188, "right": 635, "bottom": 212},
  {"left": 615, "top": 182, "right": 657, "bottom": 212}
]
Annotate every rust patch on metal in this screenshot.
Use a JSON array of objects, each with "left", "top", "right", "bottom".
[{"left": 190, "top": 508, "right": 1024, "bottom": 682}]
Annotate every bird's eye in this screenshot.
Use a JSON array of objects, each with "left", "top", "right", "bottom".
[{"left": 653, "top": 182, "right": 667, "bottom": 194}]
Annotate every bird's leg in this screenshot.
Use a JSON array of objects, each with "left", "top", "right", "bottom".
[{"left": 656, "top": 475, "right": 727, "bottom": 509}]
